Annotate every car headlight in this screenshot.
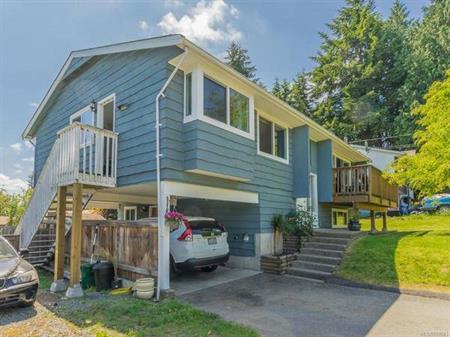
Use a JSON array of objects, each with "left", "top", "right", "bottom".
[{"left": 9, "top": 269, "right": 38, "bottom": 285}]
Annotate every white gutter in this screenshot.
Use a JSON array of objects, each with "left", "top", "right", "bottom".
[{"left": 155, "top": 47, "right": 188, "bottom": 301}]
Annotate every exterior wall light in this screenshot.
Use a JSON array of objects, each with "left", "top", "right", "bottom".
[
  {"left": 90, "top": 99, "right": 97, "bottom": 113},
  {"left": 242, "top": 233, "right": 250, "bottom": 242},
  {"left": 118, "top": 103, "right": 128, "bottom": 112}
]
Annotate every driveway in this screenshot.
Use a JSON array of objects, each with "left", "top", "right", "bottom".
[{"left": 181, "top": 273, "right": 450, "bottom": 337}]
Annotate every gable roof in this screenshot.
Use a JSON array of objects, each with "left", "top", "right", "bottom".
[{"left": 23, "top": 34, "right": 368, "bottom": 162}]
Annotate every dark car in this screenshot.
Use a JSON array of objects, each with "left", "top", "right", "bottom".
[{"left": 0, "top": 236, "right": 39, "bottom": 308}]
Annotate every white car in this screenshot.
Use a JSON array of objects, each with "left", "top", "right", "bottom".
[{"left": 170, "top": 217, "right": 229, "bottom": 275}]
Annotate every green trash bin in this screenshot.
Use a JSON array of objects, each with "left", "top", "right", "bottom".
[{"left": 81, "top": 263, "right": 95, "bottom": 290}]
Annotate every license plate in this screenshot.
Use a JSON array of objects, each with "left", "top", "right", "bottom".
[{"left": 208, "top": 237, "right": 217, "bottom": 245}]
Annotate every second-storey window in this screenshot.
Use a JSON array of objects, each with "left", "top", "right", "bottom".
[
  {"left": 230, "top": 88, "right": 249, "bottom": 132},
  {"left": 185, "top": 73, "right": 192, "bottom": 117},
  {"left": 258, "top": 115, "right": 288, "bottom": 161},
  {"left": 204, "top": 76, "right": 227, "bottom": 123}
]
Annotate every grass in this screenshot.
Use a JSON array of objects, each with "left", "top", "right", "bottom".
[
  {"left": 36, "top": 271, "right": 259, "bottom": 337},
  {"left": 337, "top": 213, "right": 450, "bottom": 293},
  {"left": 37, "top": 269, "right": 53, "bottom": 291}
]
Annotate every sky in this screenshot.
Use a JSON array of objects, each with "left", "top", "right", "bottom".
[{"left": 0, "top": 0, "right": 428, "bottom": 194}]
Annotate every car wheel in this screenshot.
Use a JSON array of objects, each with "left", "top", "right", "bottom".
[
  {"left": 21, "top": 299, "right": 36, "bottom": 307},
  {"left": 201, "top": 265, "right": 218, "bottom": 272}
]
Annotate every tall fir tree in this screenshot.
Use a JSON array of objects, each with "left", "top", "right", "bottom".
[
  {"left": 396, "top": 0, "right": 450, "bottom": 138},
  {"left": 225, "top": 41, "right": 261, "bottom": 85},
  {"left": 289, "top": 72, "right": 312, "bottom": 116},
  {"left": 310, "top": 0, "right": 384, "bottom": 141}
]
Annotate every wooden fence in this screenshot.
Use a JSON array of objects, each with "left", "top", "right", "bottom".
[{"left": 65, "top": 220, "right": 158, "bottom": 281}]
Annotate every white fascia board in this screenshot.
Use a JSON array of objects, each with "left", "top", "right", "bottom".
[
  {"left": 162, "top": 181, "right": 259, "bottom": 204},
  {"left": 22, "top": 34, "right": 184, "bottom": 139}
]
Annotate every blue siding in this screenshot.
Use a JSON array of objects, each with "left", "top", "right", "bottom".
[
  {"left": 34, "top": 46, "right": 183, "bottom": 185},
  {"left": 317, "top": 140, "right": 333, "bottom": 202},
  {"left": 292, "top": 126, "right": 310, "bottom": 198},
  {"left": 310, "top": 140, "right": 318, "bottom": 174}
]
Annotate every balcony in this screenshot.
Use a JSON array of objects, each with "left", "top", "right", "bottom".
[
  {"left": 57, "top": 123, "right": 118, "bottom": 188},
  {"left": 333, "top": 164, "right": 398, "bottom": 209}
]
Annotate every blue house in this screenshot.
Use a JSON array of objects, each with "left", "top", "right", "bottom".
[{"left": 18, "top": 35, "right": 397, "bottom": 297}]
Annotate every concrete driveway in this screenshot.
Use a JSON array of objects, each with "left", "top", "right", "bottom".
[{"left": 181, "top": 273, "right": 450, "bottom": 337}]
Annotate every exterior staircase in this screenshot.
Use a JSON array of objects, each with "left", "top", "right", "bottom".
[
  {"left": 25, "top": 193, "right": 92, "bottom": 266},
  {"left": 16, "top": 123, "right": 118, "bottom": 266},
  {"left": 287, "top": 229, "right": 365, "bottom": 281}
]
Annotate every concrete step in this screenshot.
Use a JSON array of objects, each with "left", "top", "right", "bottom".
[
  {"left": 309, "top": 236, "right": 350, "bottom": 245},
  {"left": 301, "top": 248, "right": 344, "bottom": 258},
  {"left": 313, "top": 229, "right": 362, "bottom": 239},
  {"left": 290, "top": 260, "right": 336, "bottom": 273},
  {"left": 304, "top": 242, "right": 347, "bottom": 251},
  {"left": 286, "top": 267, "right": 332, "bottom": 280},
  {"left": 297, "top": 254, "right": 341, "bottom": 265}
]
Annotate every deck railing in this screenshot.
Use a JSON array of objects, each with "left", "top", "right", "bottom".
[
  {"left": 333, "top": 164, "right": 398, "bottom": 207},
  {"left": 57, "top": 123, "right": 118, "bottom": 187}
]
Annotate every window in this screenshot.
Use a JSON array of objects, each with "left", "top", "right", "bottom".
[
  {"left": 258, "top": 115, "right": 288, "bottom": 162},
  {"left": 204, "top": 76, "right": 226, "bottom": 123},
  {"left": 274, "top": 125, "right": 286, "bottom": 158},
  {"left": 230, "top": 89, "right": 249, "bottom": 132},
  {"left": 185, "top": 73, "right": 192, "bottom": 117},
  {"left": 124, "top": 206, "right": 137, "bottom": 221},
  {"left": 70, "top": 106, "right": 95, "bottom": 146},
  {"left": 259, "top": 117, "right": 272, "bottom": 154}
]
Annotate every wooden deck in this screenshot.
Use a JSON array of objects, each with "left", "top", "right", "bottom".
[{"left": 333, "top": 164, "right": 398, "bottom": 210}]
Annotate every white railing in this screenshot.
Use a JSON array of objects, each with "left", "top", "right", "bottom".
[
  {"left": 58, "top": 123, "right": 118, "bottom": 187},
  {"left": 17, "top": 123, "right": 118, "bottom": 248}
]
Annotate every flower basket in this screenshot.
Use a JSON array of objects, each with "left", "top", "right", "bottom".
[{"left": 165, "top": 210, "right": 185, "bottom": 230}]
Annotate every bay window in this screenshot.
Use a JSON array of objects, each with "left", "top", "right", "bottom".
[
  {"left": 185, "top": 73, "right": 192, "bottom": 116},
  {"left": 230, "top": 88, "right": 249, "bottom": 132},
  {"left": 258, "top": 115, "right": 288, "bottom": 163},
  {"left": 204, "top": 76, "right": 227, "bottom": 123}
]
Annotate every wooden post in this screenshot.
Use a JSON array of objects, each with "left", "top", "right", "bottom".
[
  {"left": 54, "top": 186, "right": 66, "bottom": 281},
  {"left": 370, "top": 210, "right": 377, "bottom": 234},
  {"left": 50, "top": 186, "right": 68, "bottom": 293},
  {"left": 382, "top": 212, "right": 388, "bottom": 232},
  {"left": 66, "top": 183, "right": 83, "bottom": 297}
]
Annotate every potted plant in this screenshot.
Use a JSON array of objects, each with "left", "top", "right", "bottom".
[
  {"left": 285, "top": 206, "right": 315, "bottom": 250},
  {"left": 347, "top": 216, "right": 361, "bottom": 231},
  {"left": 260, "top": 214, "right": 297, "bottom": 275}
]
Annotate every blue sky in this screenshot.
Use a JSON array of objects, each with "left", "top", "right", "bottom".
[{"left": 0, "top": 0, "right": 427, "bottom": 193}]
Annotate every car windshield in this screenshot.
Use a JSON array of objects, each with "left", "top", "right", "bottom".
[{"left": 0, "top": 239, "right": 18, "bottom": 259}]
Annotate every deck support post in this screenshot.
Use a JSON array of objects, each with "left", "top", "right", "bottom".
[
  {"left": 50, "top": 185, "right": 68, "bottom": 293},
  {"left": 370, "top": 210, "right": 377, "bottom": 234},
  {"left": 66, "top": 183, "right": 84, "bottom": 298},
  {"left": 382, "top": 212, "right": 388, "bottom": 232}
]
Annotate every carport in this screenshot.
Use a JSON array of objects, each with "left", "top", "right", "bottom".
[{"left": 157, "top": 181, "right": 259, "bottom": 298}]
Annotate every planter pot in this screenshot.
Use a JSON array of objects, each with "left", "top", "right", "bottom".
[
  {"left": 348, "top": 220, "right": 361, "bottom": 231},
  {"left": 260, "top": 254, "right": 296, "bottom": 275},
  {"left": 134, "top": 278, "right": 155, "bottom": 300}
]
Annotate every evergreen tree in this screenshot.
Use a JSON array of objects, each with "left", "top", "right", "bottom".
[
  {"left": 396, "top": 0, "right": 450, "bottom": 138},
  {"left": 272, "top": 78, "right": 291, "bottom": 102},
  {"left": 310, "top": 0, "right": 384, "bottom": 141},
  {"left": 225, "top": 41, "right": 260, "bottom": 84},
  {"left": 289, "top": 72, "right": 312, "bottom": 116}
]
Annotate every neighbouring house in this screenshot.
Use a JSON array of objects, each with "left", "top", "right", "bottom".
[
  {"left": 352, "top": 145, "right": 414, "bottom": 214},
  {"left": 17, "top": 34, "right": 397, "bottom": 297}
]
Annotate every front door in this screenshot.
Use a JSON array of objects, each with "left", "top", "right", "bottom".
[{"left": 309, "top": 173, "right": 319, "bottom": 228}]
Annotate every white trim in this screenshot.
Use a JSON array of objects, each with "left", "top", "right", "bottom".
[
  {"left": 124, "top": 206, "right": 137, "bottom": 220},
  {"left": 186, "top": 168, "right": 250, "bottom": 182},
  {"left": 256, "top": 114, "right": 289, "bottom": 165},
  {"left": 69, "top": 105, "right": 92, "bottom": 124},
  {"left": 309, "top": 173, "right": 319, "bottom": 228},
  {"left": 97, "top": 93, "right": 116, "bottom": 131},
  {"left": 163, "top": 181, "right": 259, "bottom": 204}
]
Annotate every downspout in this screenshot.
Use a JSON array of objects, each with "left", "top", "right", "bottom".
[{"left": 155, "top": 47, "right": 188, "bottom": 301}]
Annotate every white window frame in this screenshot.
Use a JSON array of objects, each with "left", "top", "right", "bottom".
[
  {"left": 124, "top": 206, "right": 137, "bottom": 221},
  {"left": 183, "top": 69, "right": 255, "bottom": 140},
  {"left": 70, "top": 105, "right": 94, "bottom": 147},
  {"left": 256, "top": 113, "right": 289, "bottom": 165},
  {"left": 97, "top": 93, "right": 116, "bottom": 131}
]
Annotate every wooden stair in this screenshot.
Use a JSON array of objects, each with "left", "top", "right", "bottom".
[
  {"left": 286, "top": 229, "right": 365, "bottom": 281},
  {"left": 24, "top": 192, "right": 91, "bottom": 266}
]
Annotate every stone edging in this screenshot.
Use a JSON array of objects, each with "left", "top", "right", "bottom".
[{"left": 327, "top": 276, "right": 450, "bottom": 301}]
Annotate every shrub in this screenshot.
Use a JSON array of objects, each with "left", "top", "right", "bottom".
[{"left": 285, "top": 206, "right": 315, "bottom": 239}]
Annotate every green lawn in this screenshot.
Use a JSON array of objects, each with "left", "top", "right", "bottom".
[
  {"left": 337, "top": 213, "right": 450, "bottom": 293},
  {"left": 36, "top": 270, "right": 259, "bottom": 337}
]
